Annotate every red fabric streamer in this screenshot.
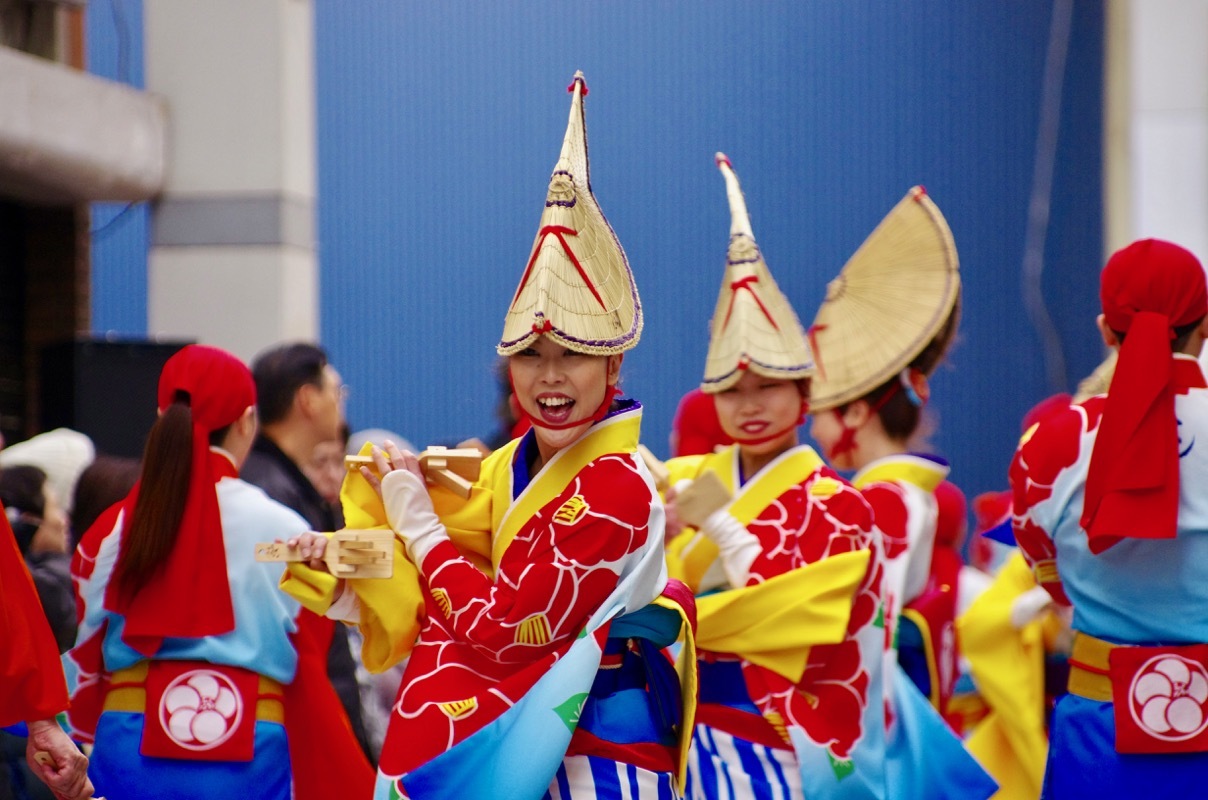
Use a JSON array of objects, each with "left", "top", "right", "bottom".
[
  {"left": 104, "top": 345, "right": 256, "bottom": 654},
  {"left": 285, "top": 612, "right": 375, "bottom": 798},
  {"left": 825, "top": 381, "right": 901, "bottom": 460},
  {"left": 1082, "top": 240, "right": 1208, "bottom": 553},
  {"left": 0, "top": 507, "right": 69, "bottom": 726}
]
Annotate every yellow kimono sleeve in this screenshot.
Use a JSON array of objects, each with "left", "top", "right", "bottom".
[
  {"left": 665, "top": 454, "right": 709, "bottom": 487},
  {"left": 956, "top": 552, "right": 1049, "bottom": 800},
  {"left": 695, "top": 549, "right": 869, "bottom": 682},
  {"left": 663, "top": 454, "right": 714, "bottom": 589},
  {"left": 279, "top": 443, "right": 495, "bottom": 674}
]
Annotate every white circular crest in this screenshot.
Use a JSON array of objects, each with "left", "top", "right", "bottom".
[
  {"left": 156, "top": 668, "right": 244, "bottom": 751},
  {"left": 1127, "top": 655, "right": 1208, "bottom": 742}
]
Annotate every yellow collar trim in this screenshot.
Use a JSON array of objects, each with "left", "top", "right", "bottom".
[
  {"left": 729, "top": 446, "right": 824, "bottom": 525},
  {"left": 492, "top": 408, "right": 642, "bottom": 568},
  {"left": 852, "top": 454, "right": 948, "bottom": 491},
  {"left": 667, "top": 445, "right": 824, "bottom": 591}
]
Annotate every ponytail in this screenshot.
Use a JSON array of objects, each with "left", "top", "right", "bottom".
[{"left": 111, "top": 395, "right": 194, "bottom": 602}]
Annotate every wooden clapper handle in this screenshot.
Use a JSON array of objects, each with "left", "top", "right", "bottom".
[
  {"left": 345, "top": 445, "right": 483, "bottom": 499},
  {"left": 674, "top": 471, "right": 732, "bottom": 529},
  {"left": 635, "top": 444, "right": 730, "bottom": 527},
  {"left": 254, "top": 529, "right": 394, "bottom": 579}
]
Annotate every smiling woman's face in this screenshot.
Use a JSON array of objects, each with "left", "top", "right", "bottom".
[
  {"left": 508, "top": 336, "right": 621, "bottom": 464},
  {"left": 713, "top": 371, "right": 801, "bottom": 463}
]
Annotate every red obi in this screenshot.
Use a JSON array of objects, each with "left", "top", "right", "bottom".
[
  {"left": 1109, "top": 644, "right": 1208, "bottom": 754},
  {"left": 104, "top": 660, "right": 284, "bottom": 762}
]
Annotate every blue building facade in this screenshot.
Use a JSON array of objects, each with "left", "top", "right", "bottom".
[{"left": 88, "top": 1, "right": 1105, "bottom": 509}]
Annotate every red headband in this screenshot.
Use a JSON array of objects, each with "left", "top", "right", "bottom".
[
  {"left": 1082, "top": 240, "right": 1208, "bottom": 553},
  {"left": 106, "top": 345, "right": 256, "bottom": 654}
]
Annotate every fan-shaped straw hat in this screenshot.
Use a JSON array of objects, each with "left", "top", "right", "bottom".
[
  {"left": 701, "top": 153, "right": 812, "bottom": 393},
  {"left": 497, "top": 71, "right": 641, "bottom": 356},
  {"left": 807, "top": 186, "right": 960, "bottom": 411}
]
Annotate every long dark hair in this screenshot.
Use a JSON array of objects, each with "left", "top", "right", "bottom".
[{"left": 110, "top": 394, "right": 194, "bottom": 602}]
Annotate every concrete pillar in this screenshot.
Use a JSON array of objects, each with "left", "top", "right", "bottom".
[
  {"left": 144, "top": 0, "right": 316, "bottom": 362},
  {"left": 1106, "top": 0, "right": 1208, "bottom": 262}
]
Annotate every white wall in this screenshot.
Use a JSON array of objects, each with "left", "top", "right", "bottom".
[
  {"left": 144, "top": 0, "right": 317, "bottom": 362},
  {"left": 1108, "top": 0, "right": 1208, "bottom": 262}
]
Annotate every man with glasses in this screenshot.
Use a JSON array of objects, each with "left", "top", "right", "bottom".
[{"left": 242, "top": 342, "right": 376, "bottom": 775}]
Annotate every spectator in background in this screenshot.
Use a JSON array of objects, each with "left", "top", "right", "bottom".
[
  {"left": 0, "top": 465, "right": 74, "bottom": 652},
  {"left": 241, "top": 342, "right": 374, "bottom": 763},
  {"left": 0, "top": 429, "right": 94, "bottom": 520},
  {"left": 70, "top": 456, "right": 141, "bottom": 550},
  {"left": 243, "top": 343, "right": 347, "bottom": 530},
  {"left": 302, "top": 424, "right": 350, "bottom": 529}
]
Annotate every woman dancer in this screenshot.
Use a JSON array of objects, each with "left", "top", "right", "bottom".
[
  {"left": 663, "top": 154, "right": 880, "bottom": 799},
  {"left": 67, "top": 344, "right": 349, "bottom": 799},
  {"left": 286, "top": 72, "right": 693, "bottom": 800},
  {"left": 805, "top": 187, "right": 994, "bottom": 799}
]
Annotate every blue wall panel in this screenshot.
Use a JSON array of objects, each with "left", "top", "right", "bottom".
[
  {"left": 86, "top": 0, "right": 150, "bottom": 338},
  {"left": 87, "top": 2, "right": 1105, "bottom": 510},
  {"left": 315, "top": 1, "right": 1104, "bottom": 506}
]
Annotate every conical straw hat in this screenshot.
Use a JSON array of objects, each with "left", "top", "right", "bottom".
[
  {"left": 497, "top": 71, "right": 642, "bottom": 356},
  {"left": 807, "top": 186, "right": 960, "bottom": 411},
  {"left": 701, "top": 153, "right": 812, "bottom": 393}
]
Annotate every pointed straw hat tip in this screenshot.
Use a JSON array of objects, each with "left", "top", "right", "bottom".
[{"left": 567, "top": 71, "right": 588, "bottom": 95}]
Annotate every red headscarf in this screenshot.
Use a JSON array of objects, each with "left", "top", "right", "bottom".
[
  {"left": 104, "top": 345, "right": 256, "bottom": 654},
  {"left": 671, "top": 388, "right": 735, "bottom": 457},
  {"left": 1081, "top": 239, "right": 1208, "bottom": 553}
]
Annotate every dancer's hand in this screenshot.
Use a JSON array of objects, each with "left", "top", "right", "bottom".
[{"left": 26, "top": 719, "right": 95, "bottom": 800}]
